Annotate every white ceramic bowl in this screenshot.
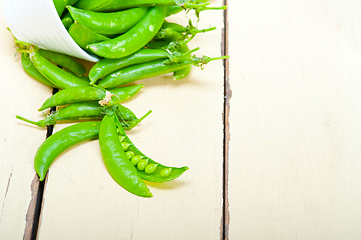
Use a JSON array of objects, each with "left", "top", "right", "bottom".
[{"left": 1, "top": 0, "right": 99, "bottom": 62}]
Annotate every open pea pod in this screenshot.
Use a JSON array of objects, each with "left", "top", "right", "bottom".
[{"left": 115, "top": 117, "right": 189, "bottom": 183}]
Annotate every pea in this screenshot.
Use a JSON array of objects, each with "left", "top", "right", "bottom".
[
  {"left": 126, "top": 151, "right": 135, "bottom": 159},
  {"left": 131, "top": 155, "right": 143, "bottom": 165},
  {"left": 121, "top": 142, "right": 131, "bottom": 151},
  {"left": 145, "top": 164, "right": 158, "bottom": 174},
  {"left": 160, "top": 168, "right": 172, "bottom": 177},
  {"left": 119, "top": 135, "right": 125, "bottom": 142},
  {"left": 137, "top": 159, "right": 149, "bottom": 171}
]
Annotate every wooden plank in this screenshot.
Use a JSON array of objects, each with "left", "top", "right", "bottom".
[
  {"left": 37, "top": 3, "right": 225, "bottom": 240},
  {"left": 0, "top": 4, "right": 53, "bottom": 239},
  {"left": 228, "top": 0, "right": 361, "bottom": 239}
]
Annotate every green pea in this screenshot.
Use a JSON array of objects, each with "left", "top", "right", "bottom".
[
  {"left": 126, "top": 151, "right": 135, "bottom": 159},
  {"left": 121, "top": 142, "right": 131, "bottom": 151},
  {"left": 137, "top": 159, "right": 149, "bottom": 171},
  {"left": 145, "top": 164, "right": 158, "bottom": 174},
  {"left": 131, "top": 155, "right": 143, "bottom": 165},
  {"left": 160, "top": 168, "right": 172, "bottom": 177},
  {"left": 119, "top": 135, "right": 125, "bottom": 142}
]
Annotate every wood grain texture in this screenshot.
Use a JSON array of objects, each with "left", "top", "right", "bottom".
[
  {"left": 0, "top": 3, "right": 53, "bottom": 239},
  {"left": 36, "top": 4, "right": 225, "bottom": 240},
  {"left": 228, "top": 0, "right": 361, "bottom": 239}
]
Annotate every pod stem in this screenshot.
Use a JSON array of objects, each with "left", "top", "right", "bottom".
[
  {"left": 182, "top": 1, "right": 227, "bottom": 19},
  {"left": 137, "top": 110, "right": 152, "bottom": 124},
  {"left": 108, "top": 95, "right": 130, "bottom": 107},
  {"left": 16, "top": 115, "right": 45, "bottom": 127},
  {"left": 191, "top": 55, "right": 230, "bottom": 69},
  {"left": 183, "top": 47, "right": 200, "bottom": 56},
  {"left": 190, "top": 26, "right": 216, "bottom": 35}
]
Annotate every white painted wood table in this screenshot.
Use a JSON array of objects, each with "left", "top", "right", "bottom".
[{"left": 1, "top": 1, "right": 361, "bottom": 239}]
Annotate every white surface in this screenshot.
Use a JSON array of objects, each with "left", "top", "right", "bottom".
[
  {"left": 1, "top": 0, "right": 98, "bottom": 62},
  {"left": 228, "top": 0, "right": 361, "bottom": 239},
  {"left": 0, "top": 3, "right": 53, "bottom": 238}
]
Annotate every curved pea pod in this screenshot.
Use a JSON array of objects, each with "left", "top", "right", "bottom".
[
  {"left": 39, "top": 84, "right": 144, "bottom": 111},
  {"left": 98, "top": 59, "right": 191, "bottom": 88},
  {"left": 116, "top": 120, "right": 189, "bottom": 183},
  {"left": 89, "top": 48, "right": 170, "bottom": 84},
  {"left": 67, "top": 6, "right": 149, "bottom": 35},
  {"left": 68, "top": 23, "right": 110, "bottom": 50},
  {"left": 34, "top": 121, "right": 100, "bottom": 181},
  {"left": 86, "top": 6, "right": 167, "bottom": 59},
  {"left": 29, "top": 49, "right": 89, "bottom": 89},
  {"left": 99, "top": 114, "right": 152, "bottom": 198},
  {"left": 21, "top": 53, "right": 59, "bottom": 88},
  {"left": 39, "top": 49, "right": 86, "bottom": 77}
]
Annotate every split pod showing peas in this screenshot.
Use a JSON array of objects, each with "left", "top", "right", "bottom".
[
  {"left": 115, "top": 117, "right": 189, "bottom": 183},
  {"left": 99, "top": 114, "right": 153, "bottom": 198}
]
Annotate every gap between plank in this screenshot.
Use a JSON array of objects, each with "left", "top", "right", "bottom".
[
  {"left": 22, "top": 88, "right": 58, "bottom": 240},
  {"left": 221, "top": 0, "right": 230, "bottom": 239}
]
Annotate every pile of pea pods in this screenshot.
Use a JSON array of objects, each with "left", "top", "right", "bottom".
[{"left": 15, "top": 0, "right": 228, "bottom": 197}]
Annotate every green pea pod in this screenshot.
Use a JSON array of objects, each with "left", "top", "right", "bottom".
[
  {"left": 87, "top": 6, "right": 167, "bottom": 59},
  {"left": 67, "top": 6, "right": 149, "bottom": 35},
  {"left": 29, "top": 49, "right": 89, "bottom": 89},
  {"left": 35, "top": 121, "right": 100, "bottom": 181},
  {"left": 68, "top": 0, "right": 79, "bottom": 5},
  {"left": 68, "top": 22, "right": 110, "bottom": 50},
  {"left": 99, "top": 114, "right": 152, "bottom": 198},
  {"left": 17, "top": 102, "right": 146, "bottom": 130},
  {"left": 161, "top": 21, "right": 186, "bottom": 32},
  {"left": 75, "top": 0, "right": 178, "bottom": 11},
  {"left": 74, "top": 0, "right": 224, "bottom": 17},
  {"left": 53, "top": 0, "right": 69, "bottom": 16},
  {"left": 97, "top": 52, "right": 229, "bottom": 88},
  {"left": 39, "top": 49, "right": 86, "bottom": 77},
  {"left": 166, "top": 5, "right": 185, "bottom": 16},
  {"left": 98, "top": 59, "right": 191, "bottom": 88},
  {"left": 89, "top": 48, "right": 170, "bottom": 84},
  {"left": 18, "top": 102, "right": 104, "bottom": 127},
  {"left": 21, "top": 53, "right": 59, "bottom": 88},
  {"left": 61, "top": 12, "right": 74, "bottom": 30},
  {"left": 39, "top": 85, "right": 143, "bottom": 111},
  {"left": 116, "top": 117, "right": 189, "bottom": 183}
]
